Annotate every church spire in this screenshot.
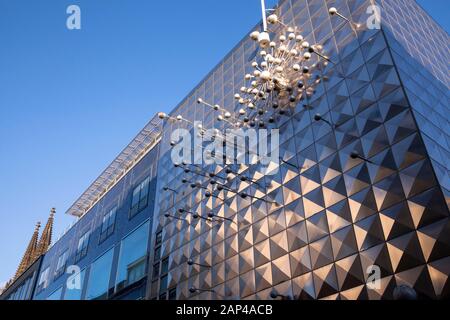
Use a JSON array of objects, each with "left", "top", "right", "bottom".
[
  {"left": 14, "top": 221, "right": 41, "bottom": 280},
  {"left": 36, "top": 208, "right": 55, "bottom": 257}
]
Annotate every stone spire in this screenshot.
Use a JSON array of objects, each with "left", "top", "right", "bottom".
[
  {"left": 14, "top": 221, "right": 41, "bottom": 280},
  {"left": 36, "top": 208, "right": 55, "bottom": 257}
]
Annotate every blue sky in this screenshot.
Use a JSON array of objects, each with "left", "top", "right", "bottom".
[{"left": 0, "top": 0, "right": 447, "bottom": 286}]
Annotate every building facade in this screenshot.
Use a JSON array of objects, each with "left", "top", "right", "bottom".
[
  {"left": 2, "top": 0, "right": 449, "bottom": 300},
  {"left": 148, "top": 0, "right": 450, "bottom": 300}
]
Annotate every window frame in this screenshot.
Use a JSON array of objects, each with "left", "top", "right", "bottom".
[
  {"left": 75, "top": 231, "right": 90, "bottom": 262},
  {"left": 114, "top": 220, "right": 150, "bottom": 293},
  {"left": 54, "top": 250, "right": 68, "bottom": 279},
  {"left": 168, "top": 288, "right": 177, "bottom": 300},
  {"left": 99, "top": 206, "right": 117, "bottom": 243},
  {"left": 129, "top": 177, "right": 150, "bottom": 218}
]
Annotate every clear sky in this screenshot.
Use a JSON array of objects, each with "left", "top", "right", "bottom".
[{"left": 0, "top": 0, "right": 447, "bottom": 287}]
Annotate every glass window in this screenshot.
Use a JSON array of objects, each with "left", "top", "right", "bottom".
[
  {"left": 155, "top": 231, "right": 162, "bottom": 246},
  {"left": 86, "top": 248, "right": 114, "bottom": 300},
  {"left": 54, "top": 250, "right": 68, "bottom": 278},
  {"left": 130, "top": 177, "right": 150, "bottom": 217},
  {"left": 15, "top": 284, "right": 24, "bottom": 301},
  {"left": 161, "top": 257, "right": 169, "bottom": 275},
  {"left": 154, "top": 246, "right": 161, "bottom": 261},
  {"left": 37, "top": 267, "right": 50, "bottom": 292},
  {"left": 115, "top": 221, "right": 149, "bottom": 292},
  {"left": 168, "top": 288, "right": 177, "bottom": 300},
  {"left": 152, "top": 263, "right": 160, "bottom": 279},
  {"left": 159, "top": 275, "right": 168, "bottom": 292},
  {"left": 63, "top": 268, "right": 86, "bottom": 300},
  {"left": 100, "top": 207, "right": 117, "bottom": 242},
  {"left": 76, "top": 231, "right": 90, "bottom": 262},
  {"left": 159, "top": 292, "right": 167, "bottom": 300},
  {"left": 19, "top": 277, "right": 31, "bottom": 300},
  {"left": 46, "top": 287, "right": 63, "bottom": 300}
]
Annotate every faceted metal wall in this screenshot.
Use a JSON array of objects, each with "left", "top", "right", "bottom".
[
  {"left": 378, "top": 3, "right": 450, "bottom": 205},
  {"left": 149, "top": 0, "right": 450, "bottom": 300}
]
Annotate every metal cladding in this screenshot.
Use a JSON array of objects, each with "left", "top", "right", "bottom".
[{"left": 151, "top": 0, "right": 450, "bottom": 300}]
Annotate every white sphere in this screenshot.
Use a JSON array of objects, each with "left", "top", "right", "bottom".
[
  {"left": 274, "top": 58, "right": 282, "bottom": 65},
  {"left": 296, "top": 35, "right": 304, "bottom": 42},
  {"left": 290, "top": 49, "right": 298, "bottom": 56},
  {"left": 267, "top": 14, "right": 279, "bottom": 24},
  {"left": 176, "top": 115, "right": 183, "bottom": 121},
  {"left": 260, "top": 70, "right": 271, "bottom": 81},
  {"left": 250, "top": 31, "right": 260, "bottom": 40},
  {"left": 258, "top": 32, "right": 271, "bottom": 48},
  {"left": 224, "top": 112, "right": 231, "bottom": 118},
  {"left": 245, "top": 74, "right": 252, "bottom": 80},
  {"left": 302, "top": 41, "right": 310, "bottom": 48},
  {"left": 214, "top": 104, "right": 220, "bottom": 110},
  {"left": 254, "top": 70, "right": 261, "bottom": 77},
  {"left": 270, "top": 41, "right": 276, "bottom": 47},
  {"left": 251, "top": 88, "right": 259, "bottom": 94},
  {"left": 289, "top": 33, "right": 296, "bottom": 40},
  {"left": 279, "top": 35, "right": 286, "bottom": 42},
  {"left": 252, "top": 61, "right": 258, "bottom": 68},
  {"left": 217, "top": 115, "right": 223, "bottom": 121},
  {"left": 260, "top": 50, "right": 267, "bottom": 56},
  {"left": 248, "top": 103, "right": 255, "bottom": 109},
  {"left": 240, "top": 86, "right": 247, "bottom": 92},
  {"left": 239, "top": 108, "right": 246, "bottom": 115},
  {"left": 158, "top": 112, "right": 167, "bottom": 119},
  {"left": 234, "top": 93, "right": 241, "bottom": 99},
  {"left": 251, "top": 81, "right": 258, "bottom": 87},
  {"left": 329, "top": 7, "right": 337, "bottom": 15},
  {"left": 279, "top": 45, "right": 287, "bottom": 52},
  {"left": 276, "top": 66, "right": 283, "bottom": 73},
  {"left": 293, "top": 64, "right": 301, "bottom": 71},
  {"left": 261, "top": 61, "right": 268, "bottom": 68},
  {"left": 239, "top": 98, "right": 245, "bottom": 104},
  {"left": 303, "top": 52, "right": 312, "bottom": 60},
  {"left": 287, "top": 27, "right": 294, "bottom": 33}
]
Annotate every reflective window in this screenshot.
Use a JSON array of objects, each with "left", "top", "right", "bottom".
[
  {"left": 46, "top": 287, "right": 63, "bottom": 300},
  {"left": 168, "top": 288, "right": 177, "bottom": 300},
  {"left": 115, "top": 221, "right": 149, "bottom": 292},
  {"left": 76, "top": 231, "right": 90, "bottom": 262},
  {"left": 152, "top": 263, "right": 160, "bottom": 279},
  {"left": 159, "top": 275, "right": 168, "bottom": 292},
  {"left": 130, "top": 177, "right": 150, "bottom": 217},
  {"left": 63, "top": 268, "right": 86, "bottom": 300},
  {"left": 155, "top": 231, "right": 162, "bottom": 246},
  {"left": 54, "top": 250, "right": 68, "bottom": 278},
  {"left": 161, "top": 257, "right": 169, "bottom": 275},
  {"left": 86, "top": 248, "right": 114, "bottom": 300},
  {"left": 100, "top": 207, "right": 116, "bottom": 242},
  {"left": 19, "top": 277, "right": 31, "bottom": 300}
]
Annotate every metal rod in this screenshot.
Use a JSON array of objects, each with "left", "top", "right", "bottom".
[{"left": 261, "top": 0, "right": 268, "bottom": 31}]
